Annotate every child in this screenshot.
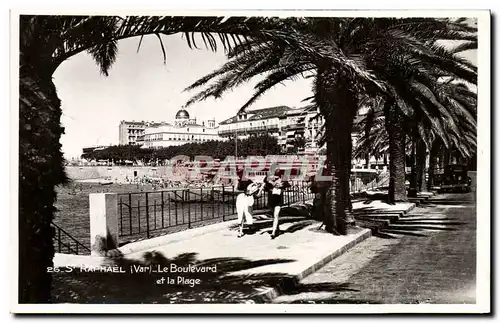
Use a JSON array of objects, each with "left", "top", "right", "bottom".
[{"left": 236, "top": 181, "right": 265, "bottom": 238}]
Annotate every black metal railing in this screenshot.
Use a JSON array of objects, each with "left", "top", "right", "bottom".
[
  {"left": 115, "top": 171, "right": 390, "bottom": 243},
  {"left": 117, "top": 183, "right": 315, "bottom": 241},
  {"left": 51, "top": 222, "right": 91, "bottom": 255}
]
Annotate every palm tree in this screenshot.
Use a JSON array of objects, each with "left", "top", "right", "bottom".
[
  {"left": 185, "top": 17, "right": 477, "bottom": 231},
  {"left": 19, "top": 14, "right": 301, "bottom": 303},
  {"left": 19, "top": 15, "right": 477, "bottom": 302},
  {"left": 355, "top": 78, "right": 477, "bottom": 198}
]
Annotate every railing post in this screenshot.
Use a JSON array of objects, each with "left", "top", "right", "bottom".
[
  {"left": 222, "top": 186, "right": 226, "bottom": 221},
  {"left": 89, "top": 193, "right": 119, "bottom": 256},
  {"left": 138, "top": 200, "right": 141, "bottom": 233},
  {"left": 161, "top": 191, "right": 165, "bottom": 228},
  {"left": 119, "top": 197, "right": 123, "bottom": 236},
  {"left": 187, "top": 189, "right": 191, "bottom": 229},
  {"left": 212, "top": 187, "right": 215, "bottom": 219},
  {"left": 200, "top": 187, "right": 203, "bottom": 220},
  {"left": 128, "top": 193, "right": 132, "bottom": 236},
  {"left": 232, "top": 186, "right": 235, "bottom": 214},
  {"left": 145, "top": 193, "right": 150, "bottom": 239},
  {"left": 154, "top": 200, "right": 157, "bottom": 230},
  {"left": 174, "top": 191, "right": 178, "bottom": 225}
]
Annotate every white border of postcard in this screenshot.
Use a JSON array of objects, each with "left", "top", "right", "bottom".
[{"left": 9, "top": 9, "right": 490, "bottom": 314}]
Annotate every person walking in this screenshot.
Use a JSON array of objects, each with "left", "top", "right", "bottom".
[
  {"left": 236, "top": 181, "right": 265, "bottom": 238},
  {"left": 265, "top": 169, "right": 290, "bottom": 239}
]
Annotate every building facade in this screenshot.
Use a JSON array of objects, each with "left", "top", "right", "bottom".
[
  {"left": 278, "top": 107, "right": 323, "bottom": 152},
  {"left": 118, "top": 120, "right": 162, "bottom": 145},
  {"left": 218, "top": 106, "right": 323, "bottom": 153},
  {"left": 217, "top": 106, "right": 289, "bottom": 140},
  {"left": 141, "top": 109, "right": 223, "bottom": 148}
]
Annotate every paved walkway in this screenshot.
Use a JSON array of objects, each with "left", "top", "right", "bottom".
[
  {"left": 273, "top": 192, "right": 478, "bottom": 305},
  {"left": 52, "top": 198, "right": 417, "bottom": 303}
]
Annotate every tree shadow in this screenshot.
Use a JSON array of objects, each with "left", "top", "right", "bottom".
[
  {"left": 425, "top": 200, "right": 476, "bottom": 206},
  {"left": 372, "top": 231, "right": 401, "bottom": 239},
  {"left": 228, "top": 212, "right": 317, "bottom": 236},
  {"left": 282, "top": 298, "right": 385, "bottom": 304},
  {"left": 284, "top": 220, "right": 316, "bottom": 233},
  {"left": 370, "top": 215, "right": 465, "bottom": 239},
  {"left": 353, "top": 206, "right": 404, "bottom": 215},
  {"left": 283, "top": 282, "right": 360, "bottom": 295},
  {"left": 52, "top": 251, "right": 300, "bottom": 303},
  {"left": 51, "top": 249, "right": 364, "bottom": 304},
  {"left": 245, "top": 218, "right": 319, "bottom": 236}
]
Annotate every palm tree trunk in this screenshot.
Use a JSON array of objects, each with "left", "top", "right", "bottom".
[
  {"left": 427, "top": 140, "right": 439, "bottom": 190},
  {"left": 444, "top": 149, "right": 452, "bottom": 165},
  {"left": 384, "top": 100, "right": 408, "bottom": 203},
  {"left": 19, "top": 72, "right": 67, "bottom": 303},
  {"left": 316, "top": 67, "right": 356, "bottom": 235},
  {"left": 416, "top": 140, "right": 427, "bottom": 191},
  {"left": 409, "top": 135, "right": 418, "bottom": 197}
]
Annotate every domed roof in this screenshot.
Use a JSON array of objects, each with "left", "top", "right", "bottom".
[{"left": 175, "top": 109, "right": 190, "bottom": 119}]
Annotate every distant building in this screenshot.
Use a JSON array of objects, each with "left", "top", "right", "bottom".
[
  {"left": 278, "top": 107, "right": 323, "bottom": 152},
  {"left": 351, "top": 109, "right": 388, "bottom": 171},
  {"left": 218, "top": 106, "right": 323, "bottom": 152},
  {"left": 118, "top": 120, "right": 162, "bottom": 145},
  {"left": 141, "top": 109, "right": 223, "bottom": 148}
]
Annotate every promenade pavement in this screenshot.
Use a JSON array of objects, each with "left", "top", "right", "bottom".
[
  {"left": 53, "top": 198, "right": 417, "bottom": 303},
  {"left": 273, "top": 192, "right": 479, "bottom": 306}
]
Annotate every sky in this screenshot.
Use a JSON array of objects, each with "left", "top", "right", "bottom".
[
  {"left": 54, "top": 34, "right": 314, "bottom": 159},
  {"left": 54, "top": 24, "right": 477, "bottom": 160}
]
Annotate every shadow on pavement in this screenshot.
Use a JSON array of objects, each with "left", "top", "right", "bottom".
[
  {"left": 285, "top": 282, "right": 360, "bottom": 295},
  {"left": 282, "top": 298, "right": 385, "bottom": 304},
  {"left": 51, "top": 249, "right": 356, "bottom": 304},
  {"left": 230, "top": 217, "right": 318, "bottom": 236}
]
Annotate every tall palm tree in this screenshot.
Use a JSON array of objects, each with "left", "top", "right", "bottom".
[
  {"left": 19, "top": 14, "right": 300, "bottom": 303},
  {"left": 355, "top": 78, "right": 477, "bottom": 197},
  {"left": 186, "top": 17, "right": 477, "bottom": 230}
]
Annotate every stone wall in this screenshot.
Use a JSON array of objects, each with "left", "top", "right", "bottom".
[{"left": 65, "top": 166, "right": 162, "bottom": 182}]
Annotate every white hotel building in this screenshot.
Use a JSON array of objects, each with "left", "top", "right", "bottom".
[{"left": 141, "top": 109, "right": 223, "bottom": 148}]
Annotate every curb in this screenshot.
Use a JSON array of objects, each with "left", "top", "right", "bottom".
[
  {"left": 404, "top": 203, "right": 416, "bottom": 215},
  {"left": 251, "top": 228, "right": 372, "bottom": 302}
]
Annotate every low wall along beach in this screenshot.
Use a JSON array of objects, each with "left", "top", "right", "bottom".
[{"left": 66, "top": 166, "right": 165, "bottom": 182}]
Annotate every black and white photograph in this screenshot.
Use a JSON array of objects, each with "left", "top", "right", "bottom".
[{"left": 10, "top": 10, "right": 490, "bottom": 313}]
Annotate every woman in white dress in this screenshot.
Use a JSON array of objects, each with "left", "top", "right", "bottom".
[{"left": 236, "top": 181, "right": 265, "bottom": 238}]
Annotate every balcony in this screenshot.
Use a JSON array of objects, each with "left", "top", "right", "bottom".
[
  {"left": 282, "top": 122, "right": 306, "bottom": 130},
  {"left": 218, "top": 124, "right": 279, "bottom": 136}
]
